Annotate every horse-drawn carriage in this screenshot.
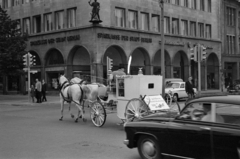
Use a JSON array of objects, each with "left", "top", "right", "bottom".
[{"left": 59, "top": 74, "right": 179, "bottom": 127}]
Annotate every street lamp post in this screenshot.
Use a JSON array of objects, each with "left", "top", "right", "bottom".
[{"left": 159, "top": 0, "right": 165, "bottom": 97}]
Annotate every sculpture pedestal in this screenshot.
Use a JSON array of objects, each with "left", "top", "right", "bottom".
[{"left": 89, "top": 19, "right": 102, "bottom": 24}]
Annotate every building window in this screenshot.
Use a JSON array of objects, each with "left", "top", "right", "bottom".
[
  {"left": 172, "top": 18, "right": 179, "bottom": 35},
  {"left": 11, "top": 0, "right": 20, "bottom": 6},
  {"left": 190, "top": 0, "right": 197, "bottom": 9},
  {"left": 15, "top": 19, "right": 21, "bottom": 33},
  {"left": 198, "top": 23, "right": 204, "bottom": 38},
  {"left": 3, "top": 0, "right": 11, "bottom": 8},
  {"left": 181, "top": 20, "right": 188, "bottom": 36},
  {"left": 173, "top": 0, "right": 179, "bottom": 5},
  {"left": 205, "top": 24, "right": 211, "bottom": 39},
  {"left": 23, "top": 17, "right": 30, "bottom": 34},
  {"left": 115, "top": 8, "right": 125, "bottom": 28},
  {"left": 164, "top": 17, "right": 170, "bottom": 34},
  {"left": 183, "top": 0, "right": 188, "bottom": 7},
  {"left": 190, "top": 21, "right": 196, "bottom": 37},
  {"left": 55, "top": 11, "right": 64, "bottom": 30},
  {"left": 128, "top": 10, "right": 137, "bottom": 29},
  {"left": 141, "top": 12, "right": 149, "bottom": 31},
  {"left": 227, "top": 35, "right": 236, "bottom": 54},
  {"left": 152, "top": 14, "right": 160, "bottom": 32},
  {"left": 67, "top": 8, "right": 76, "bottom": 28},
  {"left": 33, "top": 15, "right": 41, "bottom": 33},
  {"left": 227, "top": 7, "right": 235, "bottom": 26},
  {"left": 200, "top": 0, "right": 204, "bottom": 11},
  {"left": 238, "top": 12, "right": 240, "bottom": 33},
  {"left": 44, "top": 13, "right": 52, "bottom": 32},
  {"left": 207, "top": 0, "right": 211, "bottom": 12},
  {"left": 23, "top": 0, "right": 29, "bottom": 3}
]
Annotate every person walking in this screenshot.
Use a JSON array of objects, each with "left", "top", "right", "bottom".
[
  {"left": 41, "top": 79, "right": 47, "bottom": 102},
  {"left": 185, "top": 76, "right": 194, "bottom": 101},
  {"left": 35, "top": 78, "right": 42, "bottom": 103},
  {"left": 30, "top": 85, "right": 35, "bottom": 103}
]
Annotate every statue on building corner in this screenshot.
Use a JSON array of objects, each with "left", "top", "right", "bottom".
[{"left": 89, "top": 0, "right": 102, "bottom": 24}]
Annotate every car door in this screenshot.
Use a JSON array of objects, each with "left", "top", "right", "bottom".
[
  {"left": 179, "top": 83, "right": 187, "bottom": 98},
  {"left": 165, "top": 102, "right": 212, "bottom": 159},
  {"left": 211, "top": 103, "right": 240, "bottom": 159}
]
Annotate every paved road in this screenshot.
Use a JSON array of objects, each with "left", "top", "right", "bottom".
[{"left": 0, "top": 94, "right": 187, "bottom": 159}]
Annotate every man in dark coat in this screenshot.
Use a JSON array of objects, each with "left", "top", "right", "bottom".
[
  {"left": 41, "top": 79, "right": 47, "bottom": 102},
  {"left": 185, "top": 76, "right": 194, "bottom": 100}
]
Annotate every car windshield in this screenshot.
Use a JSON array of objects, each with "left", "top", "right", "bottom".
[{"left": 166, "top": 83, "right": 180, "bottom": 88}]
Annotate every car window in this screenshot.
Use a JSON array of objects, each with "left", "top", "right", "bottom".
[
  {"left": 216, "top": 103, "right": 240, "bottom": 125},
  {"left": 166, "top": 83, "right": 180, "bottom": 88},
  {"left": 180, "top": 84, "right": 184, "bottom": 88},
  {"left": 177, "top": 102, "right": 225, "bottom": 123}
]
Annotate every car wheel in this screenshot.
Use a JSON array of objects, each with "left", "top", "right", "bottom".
[
  {"left": 173, "top": 94, "right": 178, "bottom": 101},
  {"left": 138, "top": 135, "right": 161, "bottom": 159}
]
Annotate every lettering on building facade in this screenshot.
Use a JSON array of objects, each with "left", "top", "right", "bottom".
[
  {"left": 97, "top": 33, "right": 152, "bottom": 43},
  {"left": 30, "top": 35, "right": 80, "bottom": 46}
]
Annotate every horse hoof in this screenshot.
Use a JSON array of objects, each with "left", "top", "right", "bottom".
[
  {"left": 59, "top": 117, "right": 63, "bottom": 121},
  {"left": 75, "top": 119, "right": 78, "bottom": 123},
  {"left": 71, "top": 114, "right": 75, "bottom": 119},
  {"left": 79, "top": 115, "right": 82, "bottom": 119}
]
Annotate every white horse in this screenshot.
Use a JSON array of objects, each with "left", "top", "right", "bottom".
[{"left": 59, "top": 75, "right": 98, "bottom": 122}]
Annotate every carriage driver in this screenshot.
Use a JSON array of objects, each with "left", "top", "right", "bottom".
[{"left": 108, "top": 66, "right": 126, "bottom": 92}]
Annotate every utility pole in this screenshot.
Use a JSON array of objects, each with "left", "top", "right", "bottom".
[
  {"left": 198, "top": 44, "right": 201, "bottom": 95},
  {"left": 160, "top": 0, "right": 165, "bottom": 97}
]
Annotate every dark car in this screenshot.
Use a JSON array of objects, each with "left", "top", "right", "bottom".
[{"left": 124, "top": 95, "right": 240, "bottom": 159}]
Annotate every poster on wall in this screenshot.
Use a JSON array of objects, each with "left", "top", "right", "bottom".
[{"left": 52, "top": 78, "right": 58, "bottom": 89}]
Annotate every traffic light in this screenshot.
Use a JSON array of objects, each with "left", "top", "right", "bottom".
[
  {"left": 107, "top": 56, "right": 113, "bottom": 71},
  {"left": 190, "top": 46, "right": 197, "bottom": 62},
  {"left": 23, "top": 54, "right": 29, "bottom": 66},
  {"left": 28, "top": 53, "right": 36, "bottom": 66},
  {"left": 201, "top": 46, "right": 207, "bottom": 61}
]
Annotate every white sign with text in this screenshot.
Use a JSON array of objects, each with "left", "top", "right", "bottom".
[{"left": 144, "top": 95, "right": 169, "bottom": 111}]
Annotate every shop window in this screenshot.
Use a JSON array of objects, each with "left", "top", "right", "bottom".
[
  {"left": 141, "top": 12, "right": 149, "bottom": 31},
  {"left": 128, "top": 10, "right": 138, "bottom": 29},
  {"left": 152, "top": 14, "right": 160, "bottom": 32},
  {"left": 67, "top": 8, "right": 76, "bottom": 28},
  {"left": 8, "top": 75, "right": 19, "bottom": 91},
  {"left": 115, "top": 8, "right": 125, "bottom": 28},
  {"left": 23, "top": 17, "right": 30, "bottom": 34},
  {"left": 172, "top": 18, "right": 179, "bottom": 35},
  {"left": 33, "top": 15, "right": 41, "bottom": 33},
  {"left": 181, "top": 20, "right": 188, "bottom": 36},
  {"left": 55, "top": 10, "right": 64, "bottom": 30},
  {"left": 198, "top": 22, "right": 204, "bottom": 38},
  {"left": 164, "top": 16, "right": 170, "bottom": 34}
]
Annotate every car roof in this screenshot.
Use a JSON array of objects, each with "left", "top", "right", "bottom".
[{"left": 186, "top": 95, "right": 240, "bottom": 105}]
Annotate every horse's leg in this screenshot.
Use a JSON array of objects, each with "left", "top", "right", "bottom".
[
  {"left": 59, "top": 97, "right": 64, "bottom": 121},
  {"left": 68, "top": 102, "right": 75, "bottom": 119},
  {"left": 74, "top": 102, "right": 86, "bottom": 123}
]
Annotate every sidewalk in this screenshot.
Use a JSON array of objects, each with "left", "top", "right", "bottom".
[{"left": 0, "top": 94, "right": 60, "bottom": 106}]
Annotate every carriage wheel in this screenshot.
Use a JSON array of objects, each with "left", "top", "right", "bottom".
[
  {"left": 125, "top": 98, "right": 149, "bottom": 122},
  {"left": 90, "top": 101, "right": 106, "bottom": 127}
]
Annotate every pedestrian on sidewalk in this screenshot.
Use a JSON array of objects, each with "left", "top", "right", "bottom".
[
  {"left": 35, "top": 78, "right": 42, "bottom": 103},
  {"left": 185, "top": 76, "right": 194, "bottom": 102},
  {"left": 41, "top": 79, "right": 47, "bottom": 102},
  {"left": 30, "top": 85, "right": 35, "bottom": 103}
]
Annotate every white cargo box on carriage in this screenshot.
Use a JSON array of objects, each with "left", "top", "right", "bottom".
[{"left": 113, "top": 75, "right": 163, "bottom": 119}]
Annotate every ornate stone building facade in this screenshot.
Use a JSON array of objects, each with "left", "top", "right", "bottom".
[{"left": 0, "top": 0, "right": 222, "bottom": 93}]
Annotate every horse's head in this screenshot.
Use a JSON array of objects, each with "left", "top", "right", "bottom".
[{"left": 59, "top": 75, "right": 68, "bottom": 86}]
